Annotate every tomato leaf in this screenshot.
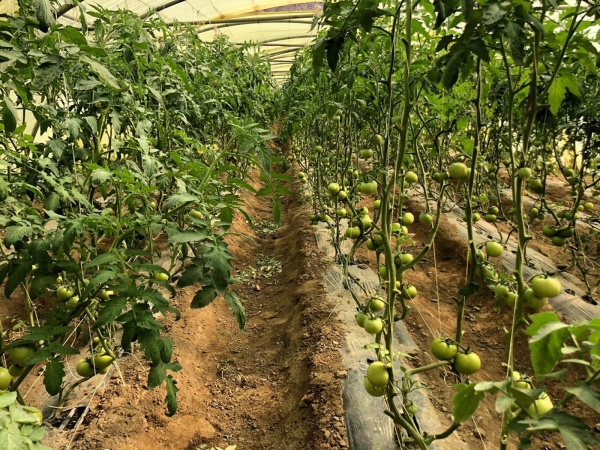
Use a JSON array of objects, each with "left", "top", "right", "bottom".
[
  {"left": 528, "top": 317, "right": 571, "bottom": 377},
  {"left": 43, "top": 358, "right": 65, "bottom": 396},
  {"left": 177, "top": 263, "right": 211, "bottom": 288},
  {"left": 273, "top": 196, "right": 282, "bottom": 225},
  {"left": 531, "top": 411, "right": 600, "bottom": 449},
  {"left": 203, "top": 242, "right": 232, "bottom": 293},
  {"left": 84, "top": 252, "right": 119, "bottom": 268},
  {"left": 452, "top": 383, "right": 485, "bottom": 423},
  {"left": 148, "top": 363, "right": 167, "bottom": 389},
  {"left": 224, "top": 290, "right": 246, "bottom": 330},
  {"left": 167, "top": 231, "right": 208, "bottom": 244},
  {"left": 95, "top": 297, "right": 128, "bottom": 328},
  {"left": 165, "top": 375, "right": 179, "bottom": 416},
  {"left": 159, "top": 337, "right": 173, "bottom": 363},
  {"left": 191, "top": 285, "right": 217, "bottom": 309},
  {"left": 495, "top": 395, "right": 515, "bottom": 413},
  {"left": 30, "top": 274, "right": 57, "bottom": 299},
  {"left": 565, "top": 383, "right": 600, "bottom": 413},
  {"left": 5, "top": 261, "right": 32, "bottom": 299}
]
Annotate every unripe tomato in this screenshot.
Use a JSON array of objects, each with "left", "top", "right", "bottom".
[
  {"left": 489, "top": 206, "right": 500, "bottom": 215},
  {"left": 327, "top": 182, "right": 340, "bottom": 195},
  {"left": 402, "top": 212, "right": 414, "bottom": 226},
  {"left": 154, "top": 272, "right": 170, "bottom": 282},
  {"left": 336, "top": 208, "right": 347, "bottom": 218},
  {"left": 360, "top": 149, "right": 373, "bottom": 159},
  {"left": 505, "top": 292, "right": 518, "bottom": 307},
  {"left": 358, "top": 181, "right": 378, "bottom": 195},
  {"left": 363, "top": 317, "right": 384, "bottom": 334},
  {"left": 66, "top": 296, "right": 79, "bottom": 308},
  {"left": 57, "top": 286, "right": 74, "bottom": 301},
  {"left": 0, "top": 367, "right": 11, "bottom": 390},
  {"left": 448, "top": 163, "right": 468, "bottom": 179},
  {"left": 314, "top": 145, "right": 323, "bottom": 152},
  {"left": 563, "top": 168, "right": 575, "bottom": 178},
  {"left": 405, "top": 171, "right": 418, "bottom": 183},
  {"left": 584, "top": 202, "right": 594, "bottom": 210},
  {"left": 337, "top": 190, "right": 347, "bottom": 200},
  {"left": 494, "top": 284, "right": 509, "bottom": 298},
  {"left": 92, "top": 355, "right": 114, "bottom": 370},
  {"left": 371, "top": 134, "right": 384, "bottom": 145},
  {"left": 430, "top": 338, "right": 458, "bottom": 361},
  {"left": 517, "top": 167, "right": 532, "bottom": 179},
  {"left": 485, "top": 214, "right": 497, "bottom": 222},
  {"left": 366, "top": 239, "right": 377, "bottom": 251},
  {"left": 472, "top": 213, "right": 480, "bottom": 222},
  {"left": 395, "top": 253, "right": 413, "bottom": 267},
  {"left": 454, "top": 352, "right": 481, "bottom": 375},
  {"left": 378, "top": 266, "right": 387, "bottom": 280},
  {"left": 76, "top": 359, "right": 95, "bottom": 378},
  {"left": 511, "top": 371, "right": 530, "bottom": 389},
  {"left": 524, "top": 289, "right": 547, "bottom": 308},
  {"left": 355, "top": 311, "right": 368, "bottom": 327},
  {"left": 531, "top": 276, "right": 562, "bottom": 298},
  {"left": 485, "top": 241, "right": 503, "bottom": 257},
  {"left": 551, "top": 236, "right": 566, "bottom": 246},
  {"left": 367, "top": 361, "right": 389, "bottom": 387},
  {"left": 373, "top": 200, "right": 381, "bottom": 210},
  {"left": 403, "top": 285, "right": 417, "bottom": 299},
  {"left": 8, "top": 364, "right": 24, "bottom": 378},
  {"left": 542, "top": 226, "right": 555, "bottom": 238},
  {"left": 369, "top": 296, "right": 386, "bottom": 312},
  {"left": 190, "top": 209, "right": 203, "bottom": 219},
  {"left": 345, "top": 227, "right": 361, "bottom": 239},
  {"left": 405, "top": 401, "right": 417, "bottom": 415},
  {"left": 419, "top": 212, "right": 433, "bottom": 225},
  {"left": 8, "top": 347, "right": 34, "bottom": 365},
  {"left": 527, "top": 393, "right": 553, "bottom": 416},
  {"left": 364, "top": 378, "right": 385, "bottom": 397}
]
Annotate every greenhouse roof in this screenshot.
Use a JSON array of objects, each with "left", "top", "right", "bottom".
[{"left": 55, "top": 1, "right": 323, "bottom": 81}]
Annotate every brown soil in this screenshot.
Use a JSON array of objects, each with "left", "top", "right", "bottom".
[{"left": 353, "top": 197, "right": 600, "bottom": 449}]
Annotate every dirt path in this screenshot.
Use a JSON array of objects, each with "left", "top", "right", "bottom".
[{"left": 43, "top": 169, "right": 348, "bottom": 450}]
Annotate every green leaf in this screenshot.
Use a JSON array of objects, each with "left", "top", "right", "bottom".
[
  {"left": 505, "top": 21, "right": 525, "bottom": 65},
  {"left": 528, "top": 320, "right": 571, "bottom": 376},
  {"left": 548, "top": 76, "right": 567, "bottom": 115},
  {"left": 4, "top": 226, "right": 33, "bottom": 247},
  {"left": 190, "top": 286, "right": 217, "bottom": 309},
  {"left": 148, "top": 363, "right": 167, "bottom": 389},
  {"left": 5, "top": 261, "right": 32, "bottom": 299},
  {"left": 30, "top": 274, "right": 57, "bottom": 299},
  {"left": 177, "top": 264, "right": 210, "bottom": 288},
  {"left": 95, "top": 297, "right": 128, "bottom": 328},
  {"left": 0, "top": 422, "right": 28, "bottom": 450},
  {"left": 80, "top": 56, "right": 121, "bottom": 90},
  {"left": 535, "top": 411, "right": 600, "bottom": 449},
  {"left": 43, "top": 358, "right": 65, "bottom": 396},
  {"left": 495, "top": 395, "right": 515, "bottom": 413},
  {"left": 326, "top": 35, "right": 345, "bottom": 72},
  {"left": 461, "top": 0, "right": 473, "bottom": 20},
  {"left": 159, "top": 337, "right": 173, "bottom": 363},
  {"left": 224, "top": 290, "right": 245, "bottom": 330},
  {"left": 2, "top": 96, "right": 18, "bottom": 133},
  {"left": 469, "top": 39, "right": 489, "bottom": 62},
  {"left": 0, "top": 391, "right": 17, "bottom": 408},
  {"left": 43, "top": 193, "right": 60, "bottom": 212},
  {"left": 163, "top": 194, "right": 197, "bottom": 211},
  {"left": 483, "top": 2, "right": 506, "bottom": 24},
  {"left": 565, "top": 383, "right": 600, "bottom": 413},
  {"left": 204, "top": 242, "right": 232, "bottom": 292},
  {"left": 165, "top": 375, "right": 179, "bottom": 416},
  {"left": 58, "top": 26, "right": 87, "bottom": 46},
  {"left": 442, "top": 48, "right": 467, "bottom": 89},
  {"left": 84, "top": 252, "right": 118, "bottom": 268},
  {"left": 452, "top": 383, "right": 485, "bottom": 423}
]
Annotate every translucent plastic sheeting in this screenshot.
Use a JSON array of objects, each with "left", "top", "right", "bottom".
[{"left": 52, "top": 1, "right": 322, "bottom": 79}]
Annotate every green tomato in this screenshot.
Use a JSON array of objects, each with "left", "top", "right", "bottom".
[
  {"left": 369, "top": 296, "right": 386, "bottom": 312},
  {"left": 0, "top": 367, "right": 11, "bottom": 390},
  {"left": 542, "top": 226, "right": 555, "bottom": 238},
  {"left": 190, "top": 209, "right": 203, "bottom": 219},
  {"left": 345, "top": 227, "right": 361, "bottom": 239},
  {"left": 472, "top": 213, "right": 480, "bottom": 222},
  {"left": 485, "top": 241, "right": 503, "bottom": 257},
  {"left": 373, "top": 200, "right": 381, "bottom": 210},
  {"left": 419, "top": 212, "right": 433, "bottom": 225},
  {"left": 355, "top": 311, "right": 368, "bottom": 328},
  {"left": 8, "top": 347, "right": 34, "bottom": 366},
  {"left": 405, "top": 401, "right": 417, "bottom": 415},
  {"left": 551, "top": 236, "right": 566, "bottom": 247},
  {"left": 402, "top": 212, "right": 414, "bottom": 226},
  {"left": 366, "top": 361, "right": 389, "bottom": 387},
  {"left": 531, "top": 276, "right": 562, "bottom": 298},
  {"left": 154, "top": 272, "right": 170, "bottom": 282},
  {"left": 494, "top": 284, "right": 509, "bottom": 298},
  {"left": 337, "top": 190, "right": 348, "bottom": 200},
  {"left": 364, "top": 378, "right": 385, "bottom": 397},
  {"left": 505, "top": 292, "right": 518, "bottom": 307},
  {"left": 360, "top": 149, "right": 374, "bottom": 159},
  {"left": 66, "top": 296, "right": 79, "bottom": 308},
  {"left": 363, "top": 317, "right": 384, "bottom": 335},
  {"left": 57, "top": 286, "right": 74, "bottom": 301},
  {"left": 489, "top": 206, "right": 499, "bottom": 215},
  {"left": 511, "top": 371, "right": 530, "bottom": 389},
  {"left": 430, "top": 338, "right": 458, "bottom": 361},
  {"left": 395, "top": 253, "right": 413, "bottom": 267},
  {"left": 584, "top": 202, "right": 594, "bottom": 210},
  {"left": 448, "top": 163, "right": 468, "bottom": 180},
  {"left": 92, "top": 355, "right": 114, "bottom": 370},
  {"left": 517, "top": 167, "right": 532, "bottom": 179},
  {"left": 405, "top": 171, "right": 418, "bottom": 184},
  {"left": 454, "top": 352, "right": 481, "bottom": 375},
  {"left": 563, "top": 168, "right": 575, "bottom": 178},
  {"left": 327, "top": 182, "right": 341, "bottom": 195},
  {"left": 336, "top": 208, "right": 347, "bottom": 218},
  {"left": 76, "top": 359, "right": 95, "bottom": 378},
  {"left": 527, "top": 393, "right": 553, "bottom": 416},
  {"left": 314, "top": 145, "right": 323, "bottom": 152},
  {"left": 524, "top": 289, "right": 548, "bottom": 308},
  {"left": 8, "top": 364, "right": 24, "bottom": 378},
  {"left": 528, "top": 178, "right": 543, "bottom": 194},
  {"left": 358, "top": 181, "right": 378, "bottom": 195},
  {"left": 371, "top": 134, "right": 384, "bottom": 146},
  {"left": 485, "top": 214, "right": 497, "bottom": 222},
  {"left": 403, "top": 285, "right": 418, "bottom": 299}
]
